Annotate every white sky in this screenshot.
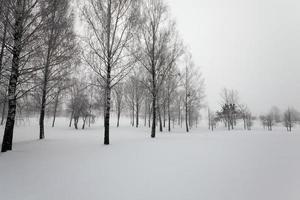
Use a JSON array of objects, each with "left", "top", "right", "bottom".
[{"left": 166, "top": 0, "right": 300, "bottom": 114}]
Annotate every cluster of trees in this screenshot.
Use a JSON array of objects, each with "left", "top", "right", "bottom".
[
  {"left": 259, "top": 106, "right": 300, "bottom": 132},
  {"left": 80, "top": 0, "right": 205, "bottom": 144},
  {"left": 0, "top": 0, "right": 77, "bottom": 152},
  {"left": 208, "top": 88, "right": 253, "bottom": 131},
  {"left": 208, "top": 88, "right": 300, "bottom": 132},
  {"left": 0, "top": 0, "right": 205, "bottom": 152}
]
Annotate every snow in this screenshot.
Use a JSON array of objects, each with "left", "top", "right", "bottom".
[{"left": 0, "top": 118, "right": 300, "bottom": 200}]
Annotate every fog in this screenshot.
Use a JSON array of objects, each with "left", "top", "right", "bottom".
[{"left": 167, "top": 0, "right": 300, "bottom": 114}]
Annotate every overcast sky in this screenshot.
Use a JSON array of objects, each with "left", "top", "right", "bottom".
[{"left": 166, "top": 0, "right": 300, "bottom": 114}]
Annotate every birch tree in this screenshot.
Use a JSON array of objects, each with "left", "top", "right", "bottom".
[
  {"left": 37, "top": 0, "right": 76, "bottom": 139},
  {"left": 82, "top": 0, "right": 139, "bottom": 145},
  {"left": 182, "top": 53, "right": 205, "bottom": 132},
  {"left": 113, "top": 83, "right": 124, "bottom": 127},
  {"left": 1, "top": 0, "right": 43, "bottom": 152},
  {"left": 137, "top": 0, "right": 180, "bottom": 137}
]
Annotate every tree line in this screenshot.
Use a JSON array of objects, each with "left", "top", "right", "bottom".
[
  {"left": 0, "top": 0, "right": 205, "bottom": 152},
  {"left": 208, "top": 88, "right": 300, "bottom": 132}
]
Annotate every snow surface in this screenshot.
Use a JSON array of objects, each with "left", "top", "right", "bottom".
[{"left": 0, "top": 118, "right": 300, "bottom": 200}]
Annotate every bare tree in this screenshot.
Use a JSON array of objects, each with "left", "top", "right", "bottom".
[
  {"left": 1, "top": 0, "right": 44, "bottom": 152},
  {"left": 113, "top": 83, "right": 124, "bottom": 127},
  {"left": 124, "top": 78, "right": 136, "bottom": 127},
  {"left": 283, "top": 108, "right": 299, "bottom": 132},
  {"left": 182, "top": 53, "right": 205, "bottom": 132},
  {"left": 208, "top": 108, "right": 217, "bottom": 131},
  {"left": 217, "top": 88, "right": 239, "bottom": 130},
  {"left": 0, "top": 0, "right": 11, "bottom": 84},
  {"left": 262, "top": 106, "right": 281, "bottom": 131},
  {"left": 51, "top": 72, "right": 72, "bottom": 127},
  {"left": 165, "top": 69, "right": 181, "bottom": 132},
  {"left": 67, "top": 77, "right": 90, "bottom": 130},
  {"left": 82, "top": 0, "right": 139, "bottom": 145},
  {"left": 136, "top": 0, "right": 182, "bottom": 137},
  {"left": 38, "top": 0, "right": 76, "bottom": 139}
]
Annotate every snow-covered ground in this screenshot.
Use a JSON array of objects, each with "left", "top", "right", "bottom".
[{"left": 0, "top": 118, "right": 300, "bottom": 200}]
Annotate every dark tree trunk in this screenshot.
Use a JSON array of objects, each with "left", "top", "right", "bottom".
[
  {"left": 74, "top": 117, "right": 78, "bottom": 129},
  {"left": 151, "top": 93, "right": 156, "bottom": 137},
  {"left": 104, "top": 84, "right": 111, "bottom": 145},
  {"left": 103, "top": 58, "right": 111, "bottom": 144},
  {"left": 39, "top": 77, "right": 48, "bottom": 139},
  {"left": 131, "top": 102, "right": 135, "bottom": 127},
  {"left": 185, "top": 98, "right": 189, "bottom": 132},
  {"left": 117, "top": 107, "right": 120, "bottom": 127},
  {"left": 1, "top": 4, "right": 23, "bottom": 152},
  {"left": 163, "top": 102, "right": 166, "bottom": 128},
  {"left": 158, "top": 107, "right": 163, "bottom": 132},
  {"left": 156, "top": 101, "right": 163, "bottom": 132},
  {"left": 136, "top": 101, "right": 139, "bottom": 128},
  {"left": 39, "top": 101, "right": 46, "bottom": 139}
]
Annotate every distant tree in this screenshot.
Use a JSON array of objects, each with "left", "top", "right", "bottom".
[
  {"left": 283, "top": 108, "right": 299, "bottom": 132},
  {"left": 259, "top": 115, "right": 268, "bottom": 130},
  {"left": 218, "top": 88, "right": 239, "bottom": 130},
  {"left": 113, "top": 83, "right": 124, "bottom": 127},
  {"left": 67, "top": 78, "right": 90, "bottom": 130},
  {"left": 182, "top": 53, "right": 205, "bottom": 132},
  {"left": 261, "top": 107, "right": 281, "bottom": 131},
  {"left": 270, "top": 106, "right": 281, "bottom": 123},
  {"left": 239, "top": 104, "right": 253, "bottom": 130},
  {"left": 136, "top": 0, "right": 182, "bottom": 137},
  {"left": 165, "top": 69, "right": 181, "bottom": 132},
  {"left": 266, "top": 112, "right": 275, "bottom": 131},
  {"left": 208, "top": 108, "right": 217, "bottom": 131},
  {"left": 37, "top": 0, "right": 76, "bottom": 139}
]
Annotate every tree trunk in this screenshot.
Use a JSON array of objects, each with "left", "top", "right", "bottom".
[
  {"left": 1, "top": 94, "right": 7, "bottom": 125},
  {"left": 39, "top": 98, "right": 46, "bottom": 140},
  {"left": 188, "top": 106, "right": 192, "bottom": 128},
  {"left": 0, "top": 8, "right": 8, "bottom": 77},
  {"left": 158, "top": 105, "right": 163, "bottom": 132},
  {"left": 52, "top": 92, "right": 60, "bottom": 127},
  {"left": 131, "top": 102, "right": 135, "bottom": 127},
  {"left": 136, "top": 101, "right": 139, "bottom": 128},
  {"left": 74, "top": 117, "right": 78, "bottom": 129},
  {"left": 151, "top": 93, "right": 156, "bottom": 138},
  {"left": 117, "top": 106, "right": 120, "bottom": 127},
  {"left": 104, "top": 84, "right": 111, "bottom": 145},
  {"left": 168, "top": 98, "right": 171, "bottom": 132},
  {"left": 103, "top": 0, "right": 112, "bottom": 145},
  {"left": 178, "top": 104, "right": 181, "bottom": 126},
  {"left": 82, "top": 116, "right": 87, "bottom": 129},
  {"left": 163, "top": 102, "right": 166, "bottom": 128},
  {"left": 185, "top": 97, "right": 189, "bottom": 132},
  {"left": 148, "top": 103, "right": 151, "bottom": 128},
  {"left": 1, "top": 4, "right": 23, "bottom": 152},
  {"left": 69, "top": 110, "right": 74, "bottom": 127},
  {"left": 39, "top": 65, "right": 49, "bottom": 139}
]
